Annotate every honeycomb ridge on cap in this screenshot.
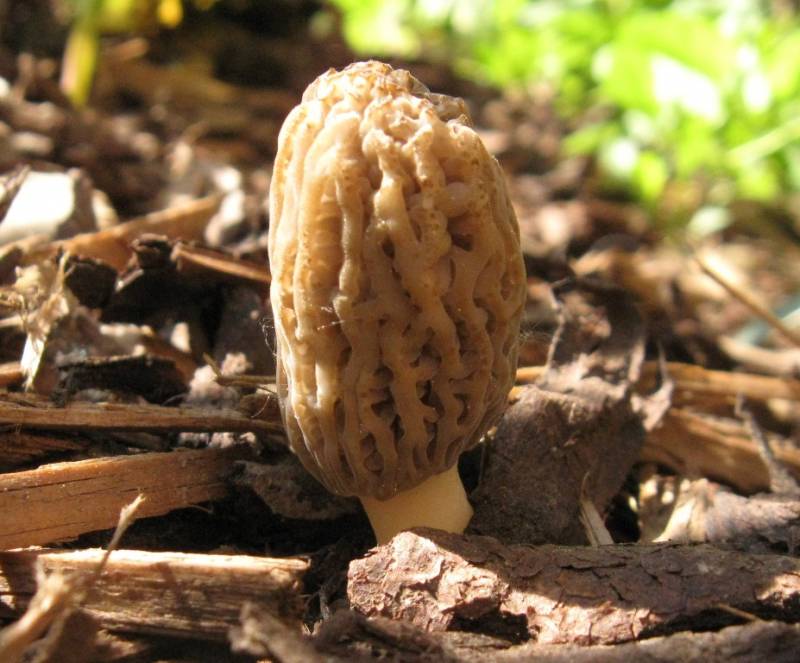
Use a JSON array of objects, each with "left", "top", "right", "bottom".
[{"left": 269, "top": 61, "right": 526, "bottom": 499}]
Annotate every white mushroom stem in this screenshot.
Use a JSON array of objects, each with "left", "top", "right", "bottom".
[{"left": 359, "top": 464, "right": 473, "bottom": 545}]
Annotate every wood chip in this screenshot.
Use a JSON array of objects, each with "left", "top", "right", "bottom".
[
  {"left": 172, "top": 242, "right": 270, "bottom": 285},
  {"left": 19, "top": 196, "right": 223, "bottom": 271},
  {"left": 0, "top": 391, "right": 280, "bottom": 433},
  {"left": 0, "top": 429, "right": 85, "bottom": 469},
  {"left": 643, "top": 408, "right": 800, "bottom": 493},
  {"left": 516, "top": 361, "right": 800, "bottom": 406},
  {"left": 0, "top": 447, "right": 244, "bottom": 549},
  {"left": 0, "top": 361, "right": 23, "bottom": 388},
  {"left": 0, "top": 548, "right": 308, "bottom": 639}
]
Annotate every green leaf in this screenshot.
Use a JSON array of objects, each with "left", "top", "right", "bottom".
[
  {"left": 614, "top": 12, "right": 734, "bottom": 81},
  {"left": 766, "top": 32, "right": 800, "bottom": 100},
  {"left": 563, "top": 121, "right": 619, "bottom": 156},
  {"left": 330, "top": 0, "right": 420, "bottom": 58},
  {"left": 633, "top": 150, "right": 668, "bottom": 202},
  {"left": 594, "top": 42, "right": 658, "bottom": 114},
  {"left": 736, "top": 160, "right": 780, "bottom": 201}
]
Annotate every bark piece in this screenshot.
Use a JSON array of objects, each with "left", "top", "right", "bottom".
[
  {"left": 99, "top": 235, "right": 222, "bottom": 325},
  {"left": 0, "top": 391, "right": 280, "bottom": 433},
  {"left": 0, "top": 548, "right": 307, "bottom": 639},
  {"left": 474, "top": 621, "right": 800, "bottom": 663},
  {"left": 347, "top": 529, "right": 800, "bottom": 646},
  {"left": 471, "top": 279, "right": 651, "bottom": 544},
  {"left": 62, "top": 255, "right": 117, "bottom": 309},
  {"left": 212, "top": 286, "right": 275, "bottom": 376},
  {"left": 234, "top": 457, "right": 359, "bottom": 521},
  {"left": 230, "top": 602, "right": 327, "bottom": 662},
  {"left": 312, "top": 612, "right": 800, "bottom": 663},
  {"left": 0, "top": 447, "right": 244, "bottom": 549}
]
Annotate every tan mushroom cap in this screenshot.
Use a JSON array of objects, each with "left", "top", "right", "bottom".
[{"left": 269, "top": 61, "right": 526, "bottom": 500}]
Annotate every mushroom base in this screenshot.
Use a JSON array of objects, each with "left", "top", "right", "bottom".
[{"left": 360, "top": 464, "right": 473, "bottom": 545}]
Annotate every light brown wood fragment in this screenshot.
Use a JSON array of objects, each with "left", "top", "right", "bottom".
[
  {"left": 0, "top": 548, "right": 308, "bottom": 639},
  {"left": 0, "top": 430, "right": 85, "bottom": 468},
  {"left": 172, "top": 242, "right": 270, "bottom": 285},
  {"left": 19, "top": 196, "right": 222, "bottom": 271},
  {"left": 0, "top": 447, "right": 242, "bottom": 549},
  {"left": 0, "top": 391, "right": 280, "bottom": 433},
  {"left": 0, "top": 362, "right": 23, "bottom": 388},
  {"left": 643, "top": 408, "right": 800, "bottom": 493},
  {"left": 515, "top": 361, "right": 800, "bottom": 405},
  {"left": 348, "top": 530, "right": 800, "bottom": 647}
]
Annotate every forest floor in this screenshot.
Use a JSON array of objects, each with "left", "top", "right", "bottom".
[{"left": 0, "top": 4, "right": 799, "bottom": 662}]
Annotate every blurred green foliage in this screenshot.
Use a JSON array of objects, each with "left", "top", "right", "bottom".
[{"left": 329, "top": 0, "right": 800, "bottom": 225}]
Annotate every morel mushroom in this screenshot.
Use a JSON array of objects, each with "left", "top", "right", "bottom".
[{"left": 269, "top": 61, "right": 526, "bottom": 543}]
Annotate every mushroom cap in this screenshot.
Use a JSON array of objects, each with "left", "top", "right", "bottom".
[{"left": 269, "top": 61, "right": 526, "bottom": 500}]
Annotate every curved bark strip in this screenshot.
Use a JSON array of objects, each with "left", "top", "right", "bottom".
[{"left": 347, "top": 529, "right": 800, "bottom": 646}]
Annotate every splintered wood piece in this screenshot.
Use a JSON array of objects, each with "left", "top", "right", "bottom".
[
  {"left": 172, "top": 242, "right": 271, "bottom": 285},
  {"left": 0, "top": 429, "right": 85, "bottom": 468},
  {"left": 348, "top": 530, "right": 800, "bottom": 647},
  {"left": 0, "top": 447, "right": 243, "bottom": 549},
  {"left": 0, "top": 392, "right": 280, "bottom": 433},
  {"left": 19, "top": 196, "right": 223, "bottom": 271},
  {"left": 516, "top": 361, "right": 800, "bottom": 406},
  {"left": 644, "top": 408, "right": 800, "bottom": 493},
  {"left": 0, "top": 362, "right": 23, "bottom": 388},
  {"left": 0, "top": 548, "right": 308, "bottom": 639},
  {"left": 640, "top": 361, "right": 800, "bottom": 406}
]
